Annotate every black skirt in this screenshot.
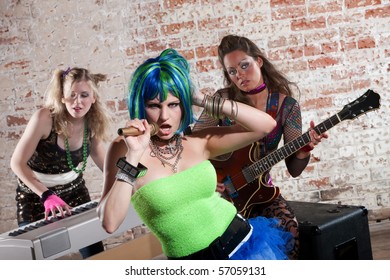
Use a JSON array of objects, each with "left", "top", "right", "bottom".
[{"left": 15, "top": 174, "right": 91, "bottom": 225}]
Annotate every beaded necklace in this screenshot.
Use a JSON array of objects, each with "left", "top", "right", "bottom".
[
  {"left": 150, "top": 134, "right": 183, "bottom": 173},
  {"left": 65, "top": 124, "right": 88, "bottom": 174}
]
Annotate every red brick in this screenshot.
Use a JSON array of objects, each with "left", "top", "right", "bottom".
[
  {"left": 268, "top": 46, "right": 303, "bottom": 61},
  {"left": 301, "top": 97, "right": 333, "bottom": 110},
  {"left": 272, "top": 6, "right": 306, "bottom": 20},
  {"left": 7, "top": 131, "right": 22, "bottom": 140},
  {"left": 4, "top": 60, "right": 30, "bottom": 69},
  {"left": 309, "top": 177, "right": 330, "bottom": 188},
  {"left": 0, "top": 36, "right": 19, "bottom": 45},
  {"left": 195, "top": 46, "right": 218, "bottom": 59},
  {"left": 6, "top": 115, "right": 28, "bottom": 127},
  {"left": 278, "top": 60, "right": 308, "bottom": 72},
  {"left": 322, "top": 42, "right": 339, "bottom": 53},
  {"left": 304, "top": 44, "right": 322, "bottom": 56},
  {"left": 138, "top": 40, "right": 181, "bottom": 56},
  {"left": 345, "top": 0, "right": 381, "bottom": 9},
  {"left": 358, "top": 37, "right": 376, "bottom": 49},
  {"left": 105, "top": 100, "right": 116, "bottom": 113},
  {"left": 365, "top": 5, "right": 390, "bottom": 18},
  {"left": 145, "top": 40, "right": 167, "bottom": 53},
  {"left": 270, "top": 0, "right": 305, "bottom": 7},
  {"left": 163, "top": 0, "right": 197, "bottom": 9},
  {"left": 180, "top": 49, "right": 195, "bottom": 61},
  {"left": 340, "top": 40, "right": 357, "bottom": 51},
  {"left": 161, "top": 21, "right": 196, "bottom": 35},
  {"left": 198, "top": 17, "right": 234, "bottom": 31},
  {"left": 196, "top": 59, "right": 217, "bottom": 73},
  {"left": 291, "top": 16, "right": 326, "bottom": 31},
  {"left": 308, "top": 1, "right": 342, "bottom": 14},
  {"left": 308, "top": 56, "right": 340, "bottom": 69},
  {"left": 268, "top": 35, "right": 303, "bottom": 48},
  {"left": 352, "top": 79, "right": 371, "bottom": 91},
  {"left": 118, "top": 100, "right": 128, "bottom": 111},
  {"left": 125, "top": 45, "right": 146, "bottom": 56}
]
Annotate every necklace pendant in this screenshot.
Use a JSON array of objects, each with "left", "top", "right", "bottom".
[
  {"left": 150, "top": 134, "right": 183, "bottom": 175},
  {"left": 65, "top": 123, "right": 88, "bottom": 173},
  {"left": 167, "top": 144, "right": 175, "bottom": 154}
]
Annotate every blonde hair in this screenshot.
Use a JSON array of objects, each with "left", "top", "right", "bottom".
[{"left": 44, "top": 67, "right": 112, "bottom": 141}]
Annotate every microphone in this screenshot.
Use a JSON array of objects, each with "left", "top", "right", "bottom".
[{"left": 117, "top": 123, "right": 158, "bottom": 136}]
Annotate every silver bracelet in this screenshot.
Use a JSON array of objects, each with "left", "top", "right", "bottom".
[{"left": 115, "top": 170, "right": 136, "bottom": 185}]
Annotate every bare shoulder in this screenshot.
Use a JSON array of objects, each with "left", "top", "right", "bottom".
[
  {"left": 33, "top": 108, "right": 53, "bottom": 124},
  {"left": 28, "top": 108, "right": 53, "bottom": 138}
]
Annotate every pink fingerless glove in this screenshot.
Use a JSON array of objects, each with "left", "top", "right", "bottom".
[
  {"left": 43, "top": 194, "right": 66, "bottom": 212},
  {"left": 40, "top": 190, "right": 65, "bottom": 213}
]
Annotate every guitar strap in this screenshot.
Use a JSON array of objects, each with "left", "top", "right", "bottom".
[
  {"left": 266, "top": 92, "right": 279, "bottom": 119},
  {"left": 260, "top": 92, "right": 279, "bottom": 157}
]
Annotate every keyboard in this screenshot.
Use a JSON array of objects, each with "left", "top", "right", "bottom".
[{"left": 0, "top": 200, "right": 143, "bottom": 260}]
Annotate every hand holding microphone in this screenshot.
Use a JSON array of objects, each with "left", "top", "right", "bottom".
[{"left": 117, "top": 122, "right": 158, "bottom": 136}]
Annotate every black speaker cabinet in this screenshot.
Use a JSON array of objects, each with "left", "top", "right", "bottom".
[{"left": 287, "top": 201, "right": 373, "bottom": 260}]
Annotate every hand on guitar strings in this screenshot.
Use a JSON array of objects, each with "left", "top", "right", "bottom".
[
  {"left": 298, "top": 120, "right": 328, "bottom": 156},
  {"left": 308, "top": 120, "right": 328, "bottom": 146}
]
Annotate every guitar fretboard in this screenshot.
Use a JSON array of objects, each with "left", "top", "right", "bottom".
[{"left": 242, "top": 114, "right": 342, "bottom": 182}]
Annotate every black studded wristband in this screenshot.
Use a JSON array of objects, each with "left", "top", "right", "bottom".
[
  {"left": 40, "top": 189, "right": 56, "bottom": 204},
  {"left": 116, "top": 157, "right": 147, "bottom": 179}
]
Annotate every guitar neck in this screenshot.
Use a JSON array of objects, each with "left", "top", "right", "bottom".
[{"left": 243, "top": 113, "right": 342, "bottom": 179}]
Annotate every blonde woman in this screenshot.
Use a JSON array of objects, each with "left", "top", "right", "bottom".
[{"left": 10, "top": 67, "right": 112, "bottom": 258}]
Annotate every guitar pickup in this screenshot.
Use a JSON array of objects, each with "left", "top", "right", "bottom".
[{"left": 223, "top": 176, "right": 238, "bottom": 199}]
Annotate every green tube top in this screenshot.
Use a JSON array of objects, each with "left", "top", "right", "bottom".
[{"left": 131, "top": 160, "right": 237, "bottom": 258}]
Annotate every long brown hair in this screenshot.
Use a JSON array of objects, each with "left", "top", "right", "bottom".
[{"left": 218, "top": 35, "right": 299, "bottom": 102}]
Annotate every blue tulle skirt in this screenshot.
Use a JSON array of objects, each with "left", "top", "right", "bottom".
[{"left": 230, "top": 216, "right": 293, "bottom": 260}]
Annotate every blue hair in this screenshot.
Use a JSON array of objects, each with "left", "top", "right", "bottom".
[{"left": 127, "top": 49, "right": 195, "bottom": 133}]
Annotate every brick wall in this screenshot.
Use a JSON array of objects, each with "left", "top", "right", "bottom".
[{"left": 1, "top": 0, "right": 389, "bottom": 238}]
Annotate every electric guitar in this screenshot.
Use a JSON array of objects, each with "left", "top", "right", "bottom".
[{"left": 212, "top": 89, "right": 381, "bottom": 217}]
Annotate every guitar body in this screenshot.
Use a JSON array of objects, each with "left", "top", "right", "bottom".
[
  {"left": 210, "top": 89, "right": 380, "bottom": 218},
  {"left": 211, "top": 144, "right": 280, "bottom": 218}
]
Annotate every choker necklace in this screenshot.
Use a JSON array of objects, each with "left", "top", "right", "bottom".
[
  {"left": 245, "top": 83, "right": 266, "bottom": 95},
  {"left": 150, "top": 134, "right": 183, "bottom": 173},
  {"left": 65, "top": 124, "right": 88, "bottom": 174}
]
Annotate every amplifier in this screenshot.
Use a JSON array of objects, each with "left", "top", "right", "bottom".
[{"left": 288, "top": 201, "right": 373, "bottom": 260}]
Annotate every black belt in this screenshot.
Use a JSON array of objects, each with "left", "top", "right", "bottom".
[{"left": 168, "top": 214, "right": 251, "bottom": 260}]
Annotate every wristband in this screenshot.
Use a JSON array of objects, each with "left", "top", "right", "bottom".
[
  {"left": 40, "top": 189, "right": 56, "bottom": 204},
  {"left": 116, "top": 157, "right": 147, "bottom": 179},
  {"left": 115, "top": 170, "right": 136, "bottom": 185}
]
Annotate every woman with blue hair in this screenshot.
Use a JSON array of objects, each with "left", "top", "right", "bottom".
[{"left": 98, "top": 48, "right": 292, "bottom": 260}]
